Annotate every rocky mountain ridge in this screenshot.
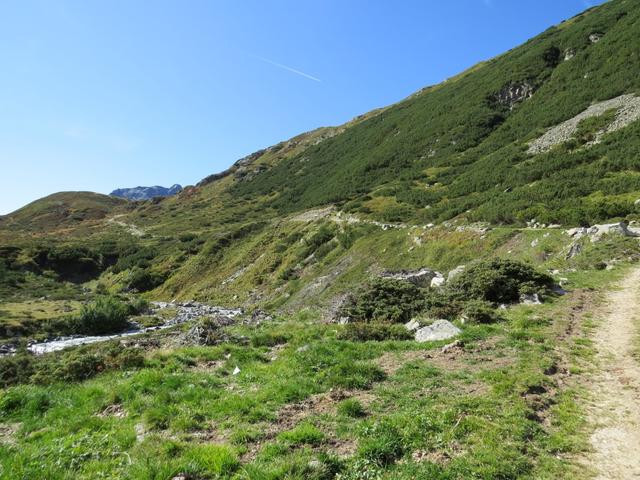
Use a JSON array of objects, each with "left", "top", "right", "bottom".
[{"left": 110, "top": 184, "right": 182, "bottom": 201}]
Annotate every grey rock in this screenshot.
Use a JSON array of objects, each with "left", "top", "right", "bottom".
[
  {"left": 566, "top": 242, "right": 583, "bottom": 259},
  {"left": 430, "top": 273, "right": 445, "bottom": 288},
  {"left": 404, "top": 319, "right": 421, "bottom": 332},
  {"left": 380, "top": 268, "right": 438, "bottom": 287},
  {"left": 520, "top": 293, "right": 542, "bottom": 305},
  {"left": 589, "top": 33, "right": 603, "bottom": 43},
  {"left": 414, "top": 320, "right": 461, "bottom": 343},
  {"left": 447, "top": 265, "right": 466, "bottom": 282}
]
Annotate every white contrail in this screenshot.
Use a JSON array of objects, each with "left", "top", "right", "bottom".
[{"left": 256, "top": 56, "right": 321, "bottom": 82}]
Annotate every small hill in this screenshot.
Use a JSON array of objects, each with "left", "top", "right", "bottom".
[{"left": 0, "top": 191, "right": 128, "bottom": 233}]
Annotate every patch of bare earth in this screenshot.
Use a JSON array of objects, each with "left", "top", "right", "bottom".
[
  {"left": 240, "top": 388, "right": 364, "bottom": 462},
  {"left": 581, "top": 268, "right": 640, "bottom": 479}
]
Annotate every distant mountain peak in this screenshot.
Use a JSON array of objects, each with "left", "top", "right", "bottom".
[{"left": 110, "top": 184, "right": 182, "bottom": 201}]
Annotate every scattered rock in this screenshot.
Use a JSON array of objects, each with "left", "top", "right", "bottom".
[
  {"left": 566, "top": 221, "right": 640, "bottom": 242},
  {"left": 564, "top": 48, "right": 575, "bottom": 61},
  {"left": 552, "top": 285, "right": 568, "bottom": 295},
  {"left": 490, "top": 81, "right": 535, "bottom": 110},
  {"left": 135, "top": 423, "right": 146, "bottom": 442},
  {"left": 441, "top": 340, "right": 463, "bottom": 354},
  {"left": 589, "top": 32, "right": 603, "bottom": 43},
  {"left": 380, "top": 268, "right": 439, "bottom": 287},
  {"left": 404, "top": 319, "right": 421, "bottom": 332},
  {"left": 430, "top": 273, "right": 446, "bottom": 288},
  {"left": 232, "top": 366, "right": 241, "bottom": 375},
  {"left": 98, "top": 404, "right": 127, "bottom": 418},
  {"left": 180, "top": 316, "right": 236, "bottom": 346},
  {"left": 566, "top": 242, "right": 583, "bottom": 259},
  {"left": 447, "top": 265, "right": 466, "bottom": 282},
  {"left": 528, "top": 94, "right": 640, "bottom": 154},
  {"left": 520, "top": 293, "right": 542, "bottom": 305},
  {"left": 415, "top": 320, "right": 461, "bottom": 343}
]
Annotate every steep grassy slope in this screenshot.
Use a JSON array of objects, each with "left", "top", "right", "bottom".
[{"left": 232, "top": 0, "right": 640, "bottom": 225}]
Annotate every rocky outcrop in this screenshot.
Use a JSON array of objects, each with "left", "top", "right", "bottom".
[
  {"left": 490, "top": 81, "right": 535, "bottom": 110},
  {"left": 414, "top": 320, "right": 461, "bottom": 343},
  {"left": 110, "top": 184, "right": 182, "bottom": 201}
]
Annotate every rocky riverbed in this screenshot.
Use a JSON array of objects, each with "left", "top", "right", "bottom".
[{"left": 0, "top": 301, "right": 242, "bottom": 356}]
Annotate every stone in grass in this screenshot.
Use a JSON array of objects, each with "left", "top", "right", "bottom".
[
  {"left": 414, "top": 320, "right": 461, "bottom": 343},
  {"left": 520, "top": 293, "right": 542, "bottom": 305},
  {"left": 404, "top": 319, "right": 421, "bottom": 332}
]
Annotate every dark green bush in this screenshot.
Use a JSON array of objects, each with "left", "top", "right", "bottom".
[
  {"left": 447, "top": 259, "right": 553, "bottom": 304},
  {"left": 126, "top": 267, "right": 166, "bottom": 292},
  {"left": 67, "top": 296, "right": 131, "bottom": 335},
  {"left": 341, "top": 278, "right": 425, "bottom": 323},
  {"left": 0, "top": 353, "right": 34, "bottom": 388},
  {"left": 462, "top": 299, "right": 502, "bottom": 324},
  {"left": 337, "top": 323, "right": 413, "bottom": 342},
  {"left": 251, "top": 332, "right": 289, "bottom": 348}
]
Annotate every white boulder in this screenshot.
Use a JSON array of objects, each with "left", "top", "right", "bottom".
[{"left": 414, "top": 320, "right": 461, "bottom": 343}]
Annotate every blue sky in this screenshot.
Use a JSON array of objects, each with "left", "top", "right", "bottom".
[{"left": 0, "top": 0, "right": 604, "bottom": 214}]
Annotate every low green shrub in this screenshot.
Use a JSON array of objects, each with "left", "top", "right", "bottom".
[
  {"left": 251, "top": 332, "right": 289, "bottom": 348},
  {"left": 0, "top": 342, "right": 145, "bottom": 387},
  {"left": 126, "top": 267, "right": 166, "bottom": 292},
  {"left": 337, "top": 323, "right": 413, "bottom": 342},
  {"left": 67, "top": 296, "right": 131, "bottom": 335},
  {"left": 447, "top": 259, "right": 553, "bottom": 304},
  {"left": 341, "top": 278, "right": 425, "bottom": 323},
  {"left": 462, "top": 299, "right": 502, "bottom": 324}
]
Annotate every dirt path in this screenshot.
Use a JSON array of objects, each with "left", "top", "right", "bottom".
[{"left": 584, "top": 267, "right": 640, "bottom": 479}]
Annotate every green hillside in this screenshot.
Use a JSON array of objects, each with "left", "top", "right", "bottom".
[
  {"left": 0, "top": 191, "right": 128, "bottom": 234},
  {"left": 230, "top": 0, "right": 640, "bottom": 226},
  {"left": 2, "top": 2, "right": 640, "bottom": 478}
]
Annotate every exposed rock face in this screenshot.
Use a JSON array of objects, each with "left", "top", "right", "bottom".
[
  {"left": 414, "top": 320, "right": 461, "bottom": 343},
  {"left": 528, "top": 94, "right": 640, "bottom": 154},
  {"left": 110, "top": 184, "right": 182, "bottom": 201},
  {"left": 380, "top": 268, "right": 441, "bottom": 288},
  {"left": 490, "top": 81, "right": 535, "bottom": 110}
]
